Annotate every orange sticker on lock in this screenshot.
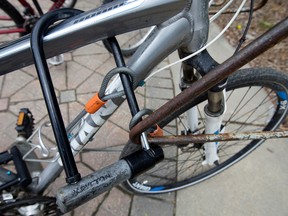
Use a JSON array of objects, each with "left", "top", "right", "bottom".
[
  {"left": 85, "top": 93, "right": 106, "bottom": 114},
  {"left": 149, "top": 124, "right": 163, "bottom": 137}
]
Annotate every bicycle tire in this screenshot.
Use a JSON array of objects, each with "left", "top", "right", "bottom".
[
  {"left": 0, "top": 0, "right": 25, "bottom": 42},
  {"left": 121, "top": 67, "right": 288, "bottom": 193}
]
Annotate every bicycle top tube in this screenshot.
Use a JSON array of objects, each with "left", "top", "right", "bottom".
[{"left": 0, "top": 0, "right": 187, "bottom": 75}]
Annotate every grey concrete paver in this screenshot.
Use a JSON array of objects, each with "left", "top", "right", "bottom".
[
  {"left": 60, "top": 90, "right": 76, "bottom": 103},
  {"left": 0, "top": 98, "right": 8, "bottom": 111},
  {"left": 131, "top": 195, "right": 175, "bottom": 216}
]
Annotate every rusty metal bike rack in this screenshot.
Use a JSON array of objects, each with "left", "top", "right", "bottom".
[{"left": 130, "top": 17, "right": 288, "bottom": 145}]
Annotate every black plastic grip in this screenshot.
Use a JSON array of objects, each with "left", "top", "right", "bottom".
[
  {"left": 10, "top": 146, "right": 32, "bottom": 187},
  {"left": 122, "top": 145, "right": 164, "bottom": 178},
  {"left": 0, "top": 151, "right": 13, "bottom": 164}
]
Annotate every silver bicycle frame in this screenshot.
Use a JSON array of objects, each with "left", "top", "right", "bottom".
[
  {"left": 0, "top": 0, "right": 210, "bottom": 194},
  {"left": 0, "top": 0, "right": 187, "bottom": 75}
]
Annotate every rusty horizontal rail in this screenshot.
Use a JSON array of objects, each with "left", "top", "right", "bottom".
[
  {"left": 148, "top": 130, "right": 288, "bottom": 145},
  {"left": 130, "top": 17, "right": 288, "bottom": 144}
]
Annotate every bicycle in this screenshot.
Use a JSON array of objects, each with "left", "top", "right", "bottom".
[
  {"left": 0, "top": 0, "right": 77, "bottom": 43},
  {"left": 0, "top": 0, "right": 287, "bottom": 215}
]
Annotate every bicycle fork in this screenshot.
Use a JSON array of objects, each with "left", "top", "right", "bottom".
[
  {"left": 202, "top": 90, "right": 226, "bottom": 165},
  {"left": 179, "top": 48, "right": 227, "bottom": 166},
  {"left": 181, "top": 77, "right": 227, "bottom": 166}
]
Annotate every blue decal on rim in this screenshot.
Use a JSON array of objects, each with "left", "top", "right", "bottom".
[
  {"left": 151, "top": 186, "right": 165, "bottom": 191},
  {"left": 214, "top": 130, "right": 219, "bottom": 146},
  {"left": 277, "top": 91, "right": 288, "bottom": 100}
]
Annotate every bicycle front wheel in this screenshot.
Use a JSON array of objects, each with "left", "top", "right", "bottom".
[{"left": 122, "top": 67, "right": 288, "bottom": 193}]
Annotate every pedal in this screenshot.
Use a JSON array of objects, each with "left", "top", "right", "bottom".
[{"left": 15, "top": 108, "right": 34, "bottom": 139}]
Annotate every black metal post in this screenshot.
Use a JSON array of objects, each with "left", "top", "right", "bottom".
[
  {"left": 107, "top": 37, "right": 140, "bottom": 116},
  {"left": 30, "top": 9, "right": 82, "bottom": 184}
]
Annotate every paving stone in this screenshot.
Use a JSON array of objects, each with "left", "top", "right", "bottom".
[
  {"left": 100, "top": 188, "right": 131, "bottom": 216},
  {"left": 76, "top": 71, "right": 104, "bottom": 94},
  {"left": 0, "top": 112, "right": 17, "bottom": 148},
  {"left": 131, "top": 195, "right": 174, "bottom": 216},
  {"left": 67, "top": 61, "right": 94, "bottom": 89},
  {"left": 73, "top": 43, "right": 107, "bottom": 56},
  {"left": 74, "top": 53, "right": 110, "bottom": 71},
  {"left": 60, "top": 90, "right": 76, "bottom": 103},
  {"left": 94, "top": 57, "right": 115, "bottom": 77},
  {"left": 74, "top": 0, "right": 102, "bottom": 10},
  {"left": 68, "top": 101, "right": 85, "bottom": 123},
  {"left": 1, "top": 71, "right": 34, "bottom": 98},
  {"left": 146, "top": 86, "right": 174, "bottom": 100},
  {"left": 146, "top": 77, "right": 174, "bottom": 89},
  {"left": 0, "top": 98, "right": 8, "bottom": 111},
  {"left": 146, "top": 192, "right": 176, "bottom": 203},
  {"left": 135, "top": 86, "right": 145, "bottom": 96},
  {"left": 50, "top": 62, "right": 67, "bottom": 91},
  {"left": 22, "top": 65, "right": 38, "bottom": 78},
  {"left": 145, "top": 98, "right": 170, "bottom": 111},
  {"left": 10, "top": 80, "right": 44, "bottom": 102},
  {"left": 64, "top": 52, "right": 72, "bottom": 61},
  {"left": 93, "top": 120, "right": 129, "bottom": 150}
]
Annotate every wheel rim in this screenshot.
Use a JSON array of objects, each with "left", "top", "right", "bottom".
[{"left": 127, "top": 78, "right": 288, "bottom": 193}]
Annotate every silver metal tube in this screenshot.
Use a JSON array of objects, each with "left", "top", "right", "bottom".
[
  {"left": 56, "top": 159, "right": 132, "bottom": 213},
  {"left": 0, "top": 0, "right": 187, "bottom": 75}
]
